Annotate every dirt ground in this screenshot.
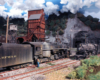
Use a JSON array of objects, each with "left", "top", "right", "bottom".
[
  {"left": 45, "top": 61, "right": 80, "bottom": 80},
  {"left": 45, "top": 68, "right": 73, "bottom": 80}
]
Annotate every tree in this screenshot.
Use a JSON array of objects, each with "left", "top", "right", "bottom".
[
  {"left": 45, "top": 30, "right": 50, "bottom": 35},
  {"left": 97, "top": 23, "right": 100, "bottom": 29},
  {"left": 59, "top": 30, "right": 64, "bottom": 35},
  {"left": 87, "top": 15, "right": 93, "bottom": 21},
  {"left": 79, "top": 17, "right": 87, "bottom": 22},
  {"left": 68, "top": 14, "right": 75, "bottom": 18},
  {"left": 52, "top": 31, "right": 56, "bottom": 37},
  {"left": 92, "top": 18, "right": 99, "bottom": 22},
  {"left": 77, "top": 13, "right": 84, "bottom": 18},
  {"left": 84, "top": 20, "right": 92, "bottom": 26},
  {"left": 0, "top": 16, "right": 6, "bottom": 27},
  {"left": 90, "top": 22, "right": 97, "bottom": 31}
]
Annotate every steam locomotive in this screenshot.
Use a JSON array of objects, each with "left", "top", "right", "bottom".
[
  {"left": 0, "top": 41, "right": 98, "bottom": 69},
  {"left": 0, "top": 42, "right": 69, "bottom": 69}
]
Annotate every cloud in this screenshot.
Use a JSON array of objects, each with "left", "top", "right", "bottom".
[
  {"left": 60, "top": 0, "right": 99, "bottom": 14},
  {"left": 0, "top": 6, "right": 7, "bottom": 16},
  {"left": 12, "top": 0, "right": 59, "bottom": 16},
  {"left": 12, "top": 0, "right": 45, "bottom": 10},
  {"left": 84, "top": 11, "right": 100, "bottom": 21},
  {"left": 0, "top": 0, "right": 6, "bottom": 5},
  {"left": 0, "top": 0, "right": 100, "bottom": 20},
  {"left": 44, "top": 2, "right": 59, "bottom": 16},
  {"left": 6, "top": 8, "right": 28, "bottom": 20},
  {"left": 0, "top": 0, "right": 14, "bottom": 6},
  {"left": 60, "top": 0, "right": 84, "bottom": 13},
  {"left": 95, "top": 0, "right": 100, "bottom": 8}
]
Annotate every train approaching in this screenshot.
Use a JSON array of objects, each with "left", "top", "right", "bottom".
[{"left": 0, "top": 42, "right": 68, "bottom": 69}]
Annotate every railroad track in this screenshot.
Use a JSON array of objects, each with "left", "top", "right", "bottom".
[
  {"left": 0, "top": 58, "right": 69, "bottom": 78},
  {"left": 0, "top": 59, "right": 79, "bottom": 80},
  {"left": 0, "top": 54, "right": 99, "bottom": 80}
]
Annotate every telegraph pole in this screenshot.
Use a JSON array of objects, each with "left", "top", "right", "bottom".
[
  {"left": 85, "top": 34, "right": 86, "bottom": 44},
  {"left": 70, "top": 34, "right": 71, "bottom": 50},
  {"left": 6, "top": 16, "right": 9, "bottom": 43}
]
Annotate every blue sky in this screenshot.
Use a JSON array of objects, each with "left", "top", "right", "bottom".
[{"left": 0, "top": 0, "right": 100, "bottom": 20}]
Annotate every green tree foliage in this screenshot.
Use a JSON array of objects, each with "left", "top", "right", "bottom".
[
  {"left": 84, "top": 20, "right": 92, "bottom": 26},
  {"left": 53, "top": 26, "right": 59, "bottom": 31},
  {"left": 93, "top": 18, "right": 99, "bottom": 22},
  {"left": 55, "top": 20, "right": 59, "bottom": 24},
  {"left": 78, "top": 13, "right": 100, "bottom": 31},
  {"left": 67, "top": 56, "right": 100, "bottom": 80},
  {"left": 90, "top": 22, "right": 97, "bottom": 31},
  {"left": 0, "top": 16, "right": 6, "bottom": 27},
  {"left": 49, "top": 20, "right": 55, "bottom": 26},
  {"left": 77, "top": 12, "right": 84, "bottom": 18},
  {"left": 79, "top": 17, "right": 87, "bottom": 22},
  {"left": 87, "top": 15, "right": 93, "bottom": 21},
  {"left": 10, "top": 18, "right": 25, "bottom": 26},
  {"left": 59, "top": 23, "right": 66, "bottom": 30},
  {"left": 59, "top": 30, "right": 64, "bottom": 35},
  {"left": 52, "top": 31, "right": 56, "bottom": 37},
  {"left": 68, "top": 14, "right": 75, "bottom": 18},
  {"left": 88, "top": 72, "right": 100, "bottom": 80},
  {"left": 45, "top": 30, "right": 50, "bottom": 35},
  {"left": 45, "top": 25, "right": 48, "bottom": 30},
  {"left": 97, "top": 23, "right": 100, "bottom": 29}
]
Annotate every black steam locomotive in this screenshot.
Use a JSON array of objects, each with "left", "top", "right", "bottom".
[{"left": 0, "top": 42, "right": 68, "bottom": 69}]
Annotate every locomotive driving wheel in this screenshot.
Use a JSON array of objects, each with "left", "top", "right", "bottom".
[
  {"left": 54, "top": 54, "right": 58, "bottom": 60},
  {"left": 85, "top": 52, "right": 89, "bottom": 58},
  {"left": 50, "top": 55, "right": 54, "bottom": 61}
]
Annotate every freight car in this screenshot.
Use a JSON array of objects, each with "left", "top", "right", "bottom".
[{"left": 0, "top": 42, "right": 69, "bottom": 69}]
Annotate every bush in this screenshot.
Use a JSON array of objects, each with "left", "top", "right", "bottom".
[
  {"left": 55, "top": 20, "right": 59, "bottom": 24},
  {"left": 77, "top": 13, "right": 84, "bottom": 18},
  {"left": 49, "top": 21, "right": 55, "bottom": 26},
  {"left": 45, "top": 30, "right": 50, "bottom": 35},
  {"left": 68, "top": 14, "right": 75, "bottom": 18},
  {"left": 93, "top": 18, "right": 99, "bottom": 22},
  {"left": 45, "top": 25, "right": 48, "bottom": 30},
  {"left": 87, "top": 15, "right": 93, "bottom": 21},
  {"left": 84, "top": 20, "right": 92, "bottom": 26},
  {"left": 97, "top": 23, "right": 100, "bottom": 29},
  {"left": 79, "top": 17, "right": 87, "bottom": 22},
  {"left": 67, "top": 56, "right": 100, "bottom": 80},
  {"left": 90, "top": 22, "right": 97, "bottom": 31},
  {"left": 59, "top": 30, "right": 64, "bottom": 35},
  {"left": 53, "top": 26, "right": 59, "bottom": 31},
  {"left": 52, "top": 31, "right": 56, "bottom": 37}
]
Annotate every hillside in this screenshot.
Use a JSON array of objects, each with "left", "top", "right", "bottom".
[
  {"left": 45, "top": 12, "right": 100, "bottom": 45},
  {"left": 0, "top": 17, "right": 27, "bottom": 37}
]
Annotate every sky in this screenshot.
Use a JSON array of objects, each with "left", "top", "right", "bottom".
[{"left": 0, "top": 0, "right": 100, "bottom": 20}]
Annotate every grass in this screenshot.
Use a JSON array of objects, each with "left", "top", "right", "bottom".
[{"left": 47, "top": 62, "right": 55, "bottom": 66}]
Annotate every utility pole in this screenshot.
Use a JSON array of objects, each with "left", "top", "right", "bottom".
[
  {"left": 70, "top": 34, "right": 71, "bottom": 50},
  {"left": 6, "top": 16, "right": 9, "bottom": 43},
  {"left": 85, "top": 34, "right": 86, "bottom": 44}
]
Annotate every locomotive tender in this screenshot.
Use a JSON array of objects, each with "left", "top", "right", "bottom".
[{"left": 0, "top": 42, "right": 68, "bottom": 69}]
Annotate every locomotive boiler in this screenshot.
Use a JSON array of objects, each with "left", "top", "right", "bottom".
[{"left": 23, "top": 42, "right": 68, "bottom": 64}]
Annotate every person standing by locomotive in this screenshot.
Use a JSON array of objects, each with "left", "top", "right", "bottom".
[{"left": 37, "top": 59, "right": 40, "bottom": 67}]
